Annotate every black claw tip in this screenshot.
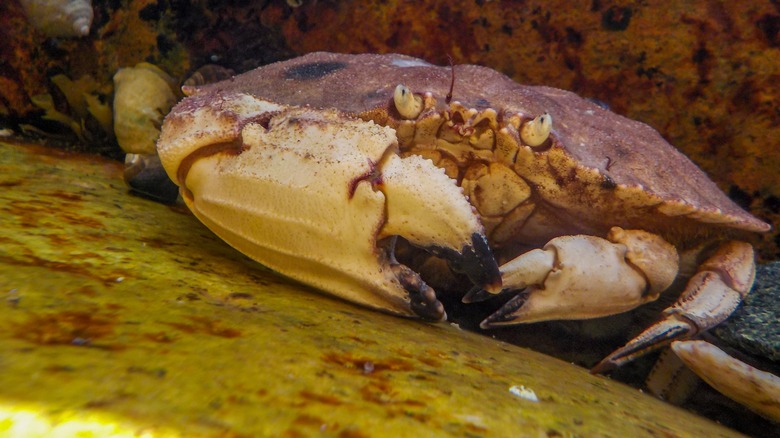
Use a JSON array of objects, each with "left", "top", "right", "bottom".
[
  {"left": 425, "top": 233, "right": 501, "bottom": 292},
  {"left": 479, "top": 291, "right": 528, "bottom": 329},
  {"left": 462, "top": 286, "right": 497, "bottom": 303},
  {"left": 590, "top": 358, "right": 618, "bottom": 374},
  {"left": 591, "top": 320, "right": 694, "bottom": 373},
  {"left": 459, "top": 233, "right": 501, "bottom": 292},
  {"left": 392, "top": 263, "right": 446, "bottom": 321},
  {"left": 410, "top": 292, "right": 446, "bottom": 321}
]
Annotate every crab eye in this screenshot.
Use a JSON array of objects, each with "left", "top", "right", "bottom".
[
  {"left": 520, "top": 113, "right": 552, "bottom": 147},
  {"left": 393, "top": 84, "right": 423, "bottom": 119}
]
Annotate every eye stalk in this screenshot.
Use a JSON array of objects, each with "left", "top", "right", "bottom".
[
  {"left": 393, "top": 84, "right": 423, "bottom": 119},
  {"left": 520, "top": 113, "right": 552, "bottom": 147}
]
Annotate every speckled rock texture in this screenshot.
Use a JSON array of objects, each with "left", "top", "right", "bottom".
[{"left": 715, "top": 261, "right": 780, "bottom": 362}]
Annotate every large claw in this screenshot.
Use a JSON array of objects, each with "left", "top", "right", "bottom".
[
  {"left": 158, "top": 96, "right": 499, "bottom": 319},
  {"left": 593, "top": 241, "right": 755, "bottom": 372},
  {"left": 479, "top": 228, "right": 678, "bottom": 328}
]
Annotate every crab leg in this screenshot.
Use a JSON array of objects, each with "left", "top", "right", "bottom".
[
  {"left": 592, "top": 241, "right": 755, "bottom": 372},
  {"left": 670, "top": 340, "right": 780, "bottom": 421},
  {"left": 478, "top": 227, "right": 679, "bottom": 326}
]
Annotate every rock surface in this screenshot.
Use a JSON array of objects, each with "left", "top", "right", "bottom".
[
  {"left": 715, "top": 261, "right": 780, "bottom": 362},
  {"left": 0, "top": 140, "right": 743, "bottom": 437}
]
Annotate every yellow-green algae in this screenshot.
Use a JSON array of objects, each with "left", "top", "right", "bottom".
[{"left": 0, "top": 140, "right": 742, "bottom": 437}]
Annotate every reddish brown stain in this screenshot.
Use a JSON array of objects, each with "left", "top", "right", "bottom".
[
  {"left": 5, "top": 199, "right": 106, "bottom": 230},
  {"left": 293, "top": 414, "right": 327, "bottom": 427},
  {"left": 344, "top": 336, "right": 378, "bottom": 345},
  {"left": 176, "top": 292, "right": 202, "bottom": 302},
  {"left": 390, "top": 347, "right": 414, "bottom": 359},
  {"left": 43, "top": 231, "right": 73, "bottom": 247},
  {"left": 321, "top": 351, "right": 415, "bottom": 375},
  {"left": 44, "top": 190, "right": 84, "bottom": 202},
  {"left": 13, "top": 310, "right": 119, "bottom": 348},
  {"left": 299, "top": 390, "right": 344, "bottom": 406},
  {"left": 143, "top": 331, "right": 176, "bottom": 343},
  {"left": 416, "top": 355, "right": 442, "bottom": 368},
  {"left": 280, "top": 430, "right": 307, "bottom": 438},
  {"left": 464, "top": 360, "right": 486, "bottom": 373},
  {"left": 0, "top": 254, "right": 132, "bottom": 286},
  {"left": 72, "top": 285, "right": 99, "bottom": 297},
  {"left": 360, "top": 380, "right": 426, "bottom": 407},
  {"left": 227, "top": 292, "right": 254, "bottom": 300},
  {"left": 163, "top": 315, "right": 243, "bottom": 338},
  {"left": 338, "top": 429, "right": 369, "bottom": 438}
]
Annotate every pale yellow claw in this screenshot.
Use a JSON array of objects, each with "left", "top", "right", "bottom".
[
  {"left": 481, "top": 228, "right": 679, "bottom": 326},
  {"left": 520, "top": 113, "right": 552, "bottom": 147},
  {"left": 158, "top": 97, "right": 499, "bottom": 319},
  {"left": 393, "top": 84, "right": 423, "bottom": 119}
]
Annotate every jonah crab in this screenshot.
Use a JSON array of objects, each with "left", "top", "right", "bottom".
[{"left": 152, "top": 52, "right": 778, "bottom": 420}]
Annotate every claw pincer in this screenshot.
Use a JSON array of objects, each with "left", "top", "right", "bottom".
[{"left": 158, "top": 97, "right": 499, "bottom": 319}]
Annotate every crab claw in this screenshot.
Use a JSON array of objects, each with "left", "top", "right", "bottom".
[
  {"left": 592, "top": 241, "right": 755, "bottom": 373},
  {"left": 378, "top": 153, "right": 501, "bottom": 295},
  {"left": 158, "top": 97, "right": 499, "bottom": 321},
  {"left": 480, "top": 229, "right": 679, "bottom": 329}
]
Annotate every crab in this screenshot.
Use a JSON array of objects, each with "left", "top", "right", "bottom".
[{"left": 153, "top": 52, "right": 777, "bottom": 420}]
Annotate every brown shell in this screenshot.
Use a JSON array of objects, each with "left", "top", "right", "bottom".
[{"left": 180, "top": 52, "right": 769, "bottom": 237}]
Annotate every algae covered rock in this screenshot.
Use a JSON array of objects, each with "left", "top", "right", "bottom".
[
  {"left": 0, "top": 140, "right": 743, "bottom": 437},
  {"left": 715, "top": 261, "right": 780, "bottom": 361}
]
